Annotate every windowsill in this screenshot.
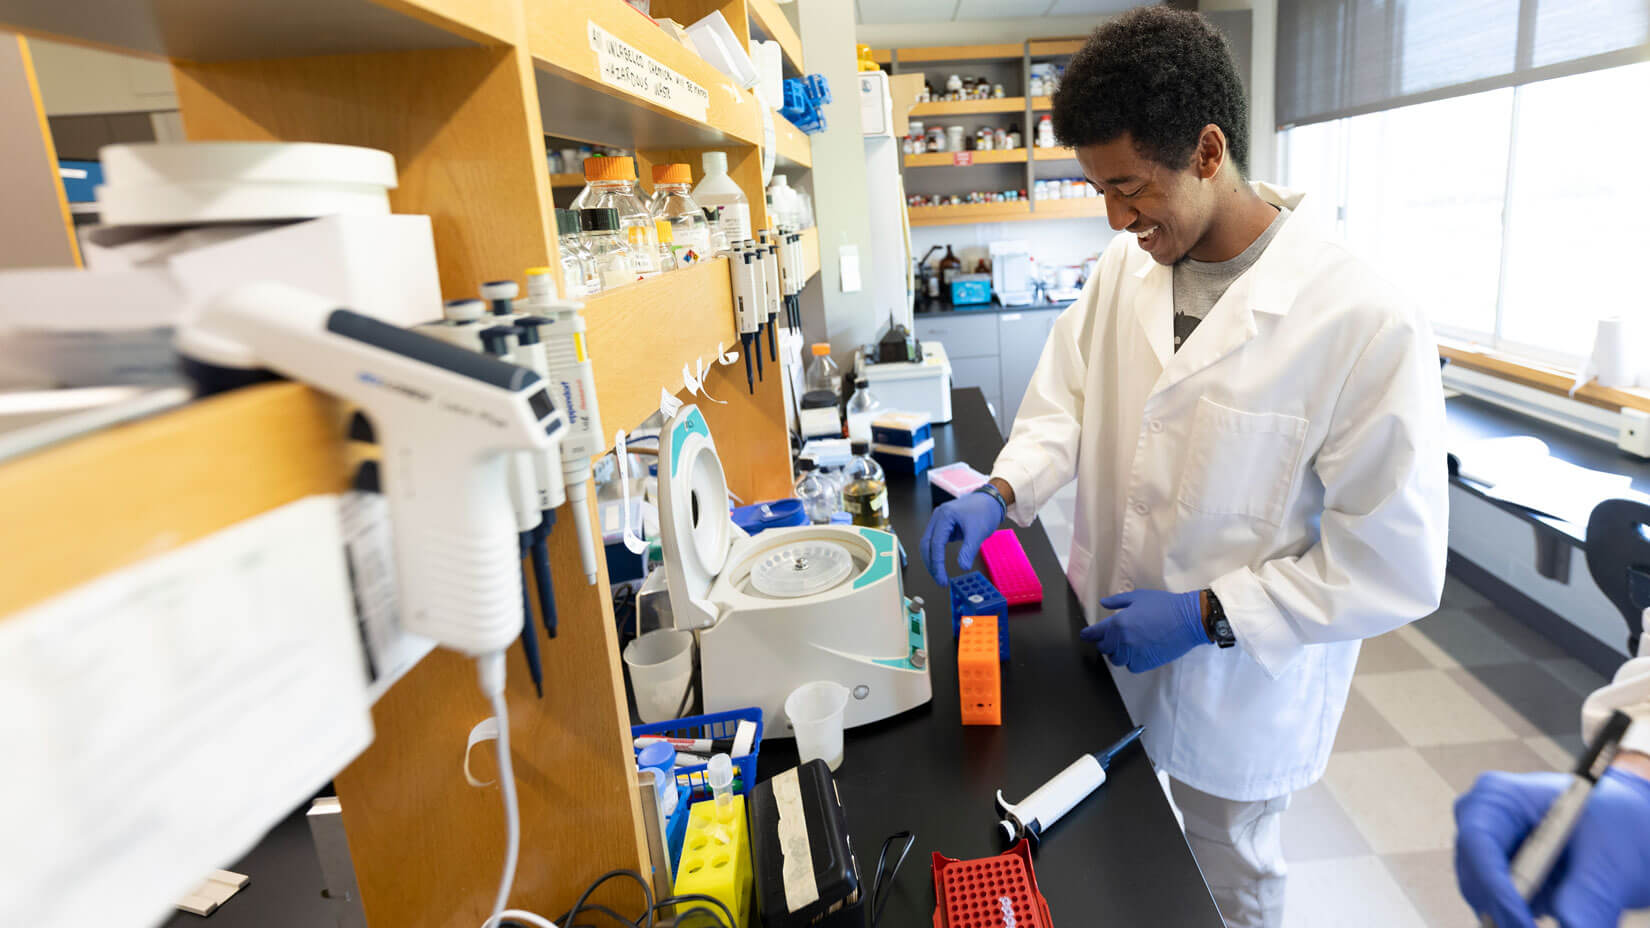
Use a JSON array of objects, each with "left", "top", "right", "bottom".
[{"left": 1438, "top": 338, "right": 1650, "bottom": 414}]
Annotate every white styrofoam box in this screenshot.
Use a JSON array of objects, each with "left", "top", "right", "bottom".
[
  {"left": 97, "top": 141, "right": 397, "bottom": 225},
  {"left": 685, "top": 11, "right": 758, "bottom": 89},
  {"left": 864, "top": 340, "right": 952, "bottom": 424},
  {"left": 0, "top": 215, "right": 442, "bottom": 387}
]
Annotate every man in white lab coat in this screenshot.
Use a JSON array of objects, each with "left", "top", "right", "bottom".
[{"left": 920, "top": 9, "right": 1449, "bottom": 927}]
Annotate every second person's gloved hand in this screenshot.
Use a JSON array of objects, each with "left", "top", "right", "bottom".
[
  {"left": 1455, "top": 767, "right": 1650, "bottom": 928},
  {"left": 920, "top": 490, "right": 1004, "bottom": 585},
  {"left": 1080, "top": 589, "right": 1208, "bottom": 672}
]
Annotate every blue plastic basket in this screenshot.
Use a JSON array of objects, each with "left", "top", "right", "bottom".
[{"left": 632, "top": 707, "right": 764, "bottom": 800}]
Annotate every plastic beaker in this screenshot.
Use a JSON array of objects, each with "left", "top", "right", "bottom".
[
  {"left": 785, "top": 681, "right": 849, "bottom": 771},
  {"left": 624, "top": 629, "right": 694, "bottom": 723}
]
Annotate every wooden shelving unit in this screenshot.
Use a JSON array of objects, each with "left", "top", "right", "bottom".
[
  {"left": 0, "top": 1, "right": 815, "bottom": 925},
  {"left": 891, "top": 43, "right": 1022, "bottom": 63},
  {"left": 909, "top": 200, "right": 1031, "bottom": 226},
  {"left": 747, "top": 0, "right": 802, "bottom": 75},
  {"left": 774, "top": 113, "right": 812, "bottom": 169},
  {"left": 904, "top": 148, "right": 1026, "bottom": 168},
  {"left": 1029, "top": 197, "right": 1105, "bottom": 219},
  {"left": 1032, "top": 95, "right": 1053, "bottom": 110},
  {"left": 1033, "top": 145, "right": 1078, "bottom": 161},
  {"left": 909, "top": 96, "right": 1026, "bottom": 116},
  {"left": 797, "top": 225, "right": 821, "bottom": 281}
]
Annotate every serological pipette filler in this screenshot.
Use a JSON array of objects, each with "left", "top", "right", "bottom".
[
  {"left": 176, "top": 280, "right": 567, "bottom": 660},
  {"left": 517, "top": 268, "right": 605, "bottom": 587}
]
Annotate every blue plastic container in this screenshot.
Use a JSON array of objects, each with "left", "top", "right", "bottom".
[
  {"left": 731, "top": 498, "right": 808, "bottom": 534},
  {"left": 949, "top": 571, "right": 1008, "bottom": 659},
  {"left": 950, "top": 275, "right": 991, "bottom": 306},
  {"left": 632, "top": 707, "right": 764, "bottom": 800},
  {"left": 664, "top": 783, "right": 694, "bottom": 868}
]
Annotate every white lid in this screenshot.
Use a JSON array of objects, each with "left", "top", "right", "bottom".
[
  {"left": 96, "top": 180, "right": 390, "bottom": 226},
  {"left": 658, "top": 405, "right": 733, "bottom": 627},
  {"left": 100, "top": 142, "right": 397, "bottom": 189},
  {"left": 702, "top": 151, "right": 728, "bottom": 174}
]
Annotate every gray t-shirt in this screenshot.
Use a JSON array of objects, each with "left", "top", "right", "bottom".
[{"left": 1171, "top": 206, "right": 1290, "bottom": 351}]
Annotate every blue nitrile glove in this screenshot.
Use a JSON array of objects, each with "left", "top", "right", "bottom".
[
  {"left": 920, "top": 491, "right": 1004, "bottom": 586},
  {"left": 1079, "top": 589, "right": 1207, "bottom": 673},
  {"left": 1455, "top": 768, "right": 1650, "bottom": 928}
]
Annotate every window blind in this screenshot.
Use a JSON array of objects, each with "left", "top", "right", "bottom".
[{"left": 1276, "top": 0, "right": 1650, "bottom": 128}]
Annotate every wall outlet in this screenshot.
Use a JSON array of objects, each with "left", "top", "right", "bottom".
[{"left": 1619, "top": 408, "right": 1650, "bottom": 458}]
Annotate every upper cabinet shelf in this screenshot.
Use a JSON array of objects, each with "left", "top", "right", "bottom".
[
  {"left": 0, "top": 0, "right": 504, "bottom": 60},
  {"left": 909, "top": 97, "right": 1026, "bottom": 116},
  {"left": 528, "top": 0, "right": 763, "bottom": 152},
  {"left": 746, "top": 0, "right": 802, "bottom": 76}
]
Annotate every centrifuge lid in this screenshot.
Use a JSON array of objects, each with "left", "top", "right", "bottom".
[{"left": 657, "top": 405, "right": 733, "bottom": 617}]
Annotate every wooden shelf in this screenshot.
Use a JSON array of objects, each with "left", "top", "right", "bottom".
[
  {"left": 909, "top": 97, "right": 1027, "bottom": 116},
  {"left": 774, "top": 114, "right": 812, "bottom": 169},
  {"left": 1032, "top": 197, "right": 1104, "bottom": 219},
  {"left": 909, "top": 201, "right": 1031, "bottom": 226},
  {"left": 746, "top": 0, "right": 802, "bottom": 75},
  {"left": 870, "top": 48, "right": 892, "bottom": 65},
  {"left": 1033, "top": 145, "right": 1078, "bottom": 161},
  {"left": 1032, "top": 95, "right": 1053, "bottom": 110},
  {"left": 527, "top": 0, "right": 763, "bottom": 151},
  {"left": 895, "top": 43, "right": 1023, "bottom": 63},
  {"left": 0, "top": 0, "right": 502, "bottom": 60},
  {"left": 1028, "top": 38, "right": 1085, "bottom": 57},
  {"left": 1440, "top": 342, "right": 1650, "bottom": 415},
  {"left": 550, "top": 172, "right": 583, "bottom": 187},
  {"left": 904, "top": 148, "right": 1027, "bottom": 168},
  {"left": 797, "top": 226, "right": 820, "bottom": 283},
  {"left": 584, "top": 256, "right": 739, "bottom": 437}
]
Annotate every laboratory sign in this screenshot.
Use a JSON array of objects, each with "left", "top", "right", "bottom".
[{"left": 588, "top": 21, "right": 711, "bottom": 124}]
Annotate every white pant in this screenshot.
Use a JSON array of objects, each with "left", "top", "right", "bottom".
[{"left": 1168, "top": 777, "right": 1291, "bottom": 928}]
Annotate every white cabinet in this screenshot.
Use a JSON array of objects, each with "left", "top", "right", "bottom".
[{"left": 915, "top": 307, "right": 1064, "bottom": 437}]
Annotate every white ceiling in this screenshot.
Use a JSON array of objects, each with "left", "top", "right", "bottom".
[{"left": 855, "top": 0, "right": 1141, "bottom": 26}]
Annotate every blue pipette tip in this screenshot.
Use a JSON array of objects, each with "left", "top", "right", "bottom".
[
  {"left": 531, "top": 519, "right": 557, "bottom": 640},
  {"left": 517, "top": 546, "right": 544, "bottom": 699},
  {"left": 754, "top": 324, "right": 766, "bottom": 380}
]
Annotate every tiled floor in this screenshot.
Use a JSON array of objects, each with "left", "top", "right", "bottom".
[{"left": 1035, "top": 490, "right": 1648, "bottom": 927}]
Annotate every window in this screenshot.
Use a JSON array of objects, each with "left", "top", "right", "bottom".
[{"left": 1279, "top": 61, "right": 1650, "bottom": 366}]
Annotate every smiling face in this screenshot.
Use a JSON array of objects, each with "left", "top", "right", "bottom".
[{"left": 1076, "top": 130, "right": 1221, "bottom": 265}]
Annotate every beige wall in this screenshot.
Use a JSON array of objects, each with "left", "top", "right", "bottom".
[{"left": 855, "top": 14, "right": 1105, "bottom": 47}]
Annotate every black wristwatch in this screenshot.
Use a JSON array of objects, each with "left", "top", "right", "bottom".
[
  {"left": 1204, "top": 589, "right": 1236, "bottom": 649},
  {"left": 973, "top": 482, "right": 1008, "bottom": 517}
]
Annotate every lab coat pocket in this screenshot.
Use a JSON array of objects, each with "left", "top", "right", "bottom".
[{"left": 1177, "top": 398, "right": 1309, "bottom": 526}]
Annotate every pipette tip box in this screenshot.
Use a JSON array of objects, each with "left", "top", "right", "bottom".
[
  {"left": 979, "top": 530, "right": 1042, "bottom": 606},
  {"left": 927, "top": 461, "right": 990, "bottom": 504},
  {"left": 949, "top": 572, "right": 1008, "bottom": 659},
  {"left": 873, "top": 438, "right": 934, "bottom": 476},
  {"left": 931, "top": 839, "right": 1051, "bottom": 928},
  {"left": 870, "top": 411, "right": 931, "bottom": 447}
]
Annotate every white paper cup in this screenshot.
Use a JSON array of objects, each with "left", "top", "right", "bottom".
[
  {"left": 624, "top": 629, "right": 694, "bottom": 723},
  {"left": 786, "top": 681, "right": 850, "bottom": 771}
]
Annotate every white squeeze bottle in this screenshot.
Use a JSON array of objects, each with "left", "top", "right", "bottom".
[{"left": 693, "top": 151, "right": 751, "bottom": 245}]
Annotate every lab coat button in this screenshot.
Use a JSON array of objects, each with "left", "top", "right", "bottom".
[
  {"left": 1148, "top": 419, "right": 1164, "bottom": 433},
  {"left": 1133, "top": 501, "right": 1150, "bottom": 515},
  {"left": 1120, "top": 581, "right": 1135, "bottom": 592}
]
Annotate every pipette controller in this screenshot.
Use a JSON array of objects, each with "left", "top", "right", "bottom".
[
  {"left": 519, "top": 268, "right": 605, "bottom": 586},
  {"left": 1478, "top": 709, "right": 1638, "bottom": 928},
  {"left": 995, "top": 725, "right": 1145, "bottom": 845},
  {"left": 177, "top": 280, "right": 566, "bottom": 657}
]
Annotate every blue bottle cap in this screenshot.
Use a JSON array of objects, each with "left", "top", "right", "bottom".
[{"left": 637, "top": 740, "right": 675, "bottom": 773}]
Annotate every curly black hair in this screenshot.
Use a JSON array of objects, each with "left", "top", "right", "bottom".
[{"left": 1051, "top": 7, "right": 1250, "bottom": 175}]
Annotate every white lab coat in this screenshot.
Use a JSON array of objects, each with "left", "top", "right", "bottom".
[{"left": 992, "top": 183, "right": 1450, "bottom": 801}]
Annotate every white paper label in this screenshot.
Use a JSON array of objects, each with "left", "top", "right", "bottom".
[
  {"left": 0, "top": 497, "right": 374, "bottom": 928},
  {"left": 588, "top": 21, "right": 710, "bottom": 124}
]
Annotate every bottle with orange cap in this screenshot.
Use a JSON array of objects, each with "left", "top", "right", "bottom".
[
  {"left": 648, "top": 163, "right": 711, "bottom": 260},
  {"left": 571, "top": 155, "right": 659, "bottom": 279}
]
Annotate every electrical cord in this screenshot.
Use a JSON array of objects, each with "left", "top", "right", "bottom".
[
  {"left": 559, "top": 869, "right": 653, "bottom": 928},
  {"left": 867, "top": 831, "right": 916, "bottom": 928},
  {"left": 476, "top": 653, "right": 562, "bottom": 928},
  {"left": 652, "top": 893, "right": 736, "bottom": 927}
]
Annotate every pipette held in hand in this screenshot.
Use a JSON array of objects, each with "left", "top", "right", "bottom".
[{"left": 994, "top": 726, "right": 1145, "bottom": 845}]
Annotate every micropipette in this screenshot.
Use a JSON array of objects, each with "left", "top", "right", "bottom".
[
  {"left": 762, "top": 239, "right": 782, "bottom": 363},
  {"left": 995, "top": 725, "right": 1145, "bottom": 845},
  {"left": 518, "top": 268, "right": 605, "bottom": 586},
  {"left": 481, "top": 279, "right": 520, "bottom": 318},
  {"left": 731, "top": 248, "right": 759, "bottom": 394},
  {"left": 1478, "top": 710, "right": 1637, "bottom": 928},
  {"left": 480, "top": 323, "right": 547, "bottom": 697},
  {"left": 748, "top": 240, "right": 767, "bottom": 382},
  {"left": 503, "top": 320, "right": 564, "bottom": 638}
]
